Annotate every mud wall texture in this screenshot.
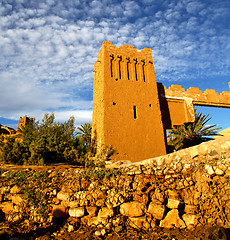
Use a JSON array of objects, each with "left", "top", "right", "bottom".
[
  {"left": 92, "top": 41, "right": 166, "bottom": 162},
  {"left": 1, "top": 137, "right": 230, "bottom": 232}
]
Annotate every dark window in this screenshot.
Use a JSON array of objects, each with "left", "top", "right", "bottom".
[
  {"left": 134, "top": 59, "right": 138, "bottom": 81},
  {"left": 133, "top": 106, "right": 137, "bottom": 119},
  {"left": 110, "top": 55, "right": 114, "bottom": 77},
  {"left": 127, "top": 58, "right": 130, "bottom": 80}
]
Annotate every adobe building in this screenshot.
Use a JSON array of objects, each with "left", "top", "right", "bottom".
[{"left": 92, "top": 41, "right": 230, "bottom": 162}]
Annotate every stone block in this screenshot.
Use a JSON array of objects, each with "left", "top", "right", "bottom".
[
  {"left": 11, "top": 195, "right": 23, "bottom": 205},
  {"left": 0, "top": 202, "right": 14, "bottom": 214},
  {"left": 148, "top": 201, "right": 165, "bottom": 220},
  {"left": 215, "top": 168, "right": 224, "bottom": 175},
  {"left": 57, "top": 191, "right": 70, "bottom": 201},
  {"left": 98, "top": 207, "right": 114, "bottom": 218},
  {"left": 182, "top": 214, "right": 198, "bottom": 229},
  {"left": 129, "top": 216, "right": 151, "bottom": 229},
  {"left": 167, "top": 199, "right": 180, "bottom": 209},
  {"left": 88, "top": 216, "right": 108, "bottom": 226},
  {"left": 205, "top": 164, "right": 215, "bottom": 175},
  {"left": 159, "top": 209, "right": 186, "bottom": 229},
  {"left": 184, "top": 204, "right": 197, "bottom": 214},
  {"left": 69, "top": 207, "right": 85, "bottom": 218},
  {"left": 120, "top": 201, "right": 145, "bottom": 217}
]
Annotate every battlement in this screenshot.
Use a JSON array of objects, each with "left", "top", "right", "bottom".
[
  {"left": 163, "top": 83, "right": 230, "bottom": 108},
  {"left": 95, "top": 41, "right": 155, "bottom": 84}
]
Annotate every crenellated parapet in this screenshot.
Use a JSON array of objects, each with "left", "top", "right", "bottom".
[
  {"left": 95, "top": 41, "right": 155, "bottom": 83},
  {"left": 163, "top": 84, "right": 230, "bottom": 108}
]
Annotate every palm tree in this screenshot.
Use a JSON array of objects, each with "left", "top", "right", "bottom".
[
  {"left": 76, "top": 123, "right": 92, "bottom": 146},
  {"left": 167, "top": 110, "right": 221, "bottom": 151}
]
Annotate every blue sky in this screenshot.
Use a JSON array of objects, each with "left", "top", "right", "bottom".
[{"left": 0, "top": 0, "right": 229, "bottom": 130}]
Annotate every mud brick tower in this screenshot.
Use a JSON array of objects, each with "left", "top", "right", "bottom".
[
  {"left": 92, "top": 41, "right": 166, "bottom": 161},
  {"left": 92, "top": 42, "right": 230, "bottom": 162}
]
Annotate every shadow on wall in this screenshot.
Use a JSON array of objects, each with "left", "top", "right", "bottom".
[{"left": 157, "top": 83, "right": 173, "bottom": 154}]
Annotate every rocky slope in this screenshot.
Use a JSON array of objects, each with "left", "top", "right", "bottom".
[{"left": 0, "top": 135, "right": 230, "bottom": 239}]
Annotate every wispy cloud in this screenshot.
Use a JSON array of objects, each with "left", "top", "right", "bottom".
[{"left": 0, "top": 0, "right": 229, "bottom": 127}]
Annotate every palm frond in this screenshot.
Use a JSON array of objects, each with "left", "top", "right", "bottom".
[{"left": 167, "top": 110, "right": 221, "bottom": 151}]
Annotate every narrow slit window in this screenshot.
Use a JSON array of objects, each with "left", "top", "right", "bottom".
[
  {"left": 118, "top": 56, "right": 122, "bottom": 79},
  {"left": 134, "top": 59, "right": 138, "bottom": 81},
  {"left": 127, "top": 58, "right": 130, "bottom": 80},
  {"left": 142, "top": 61, "right": 145, "bottom": 82},
  {"left": 110, "top": 55, "right": 114, "bottom": 77},
  {"left": 133, "top": 106, "right": 137, "bottom": 119}
]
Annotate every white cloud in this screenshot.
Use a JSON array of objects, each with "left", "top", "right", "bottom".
[{"left": 0, "top": 0, "right": 229, "bottom": 127}]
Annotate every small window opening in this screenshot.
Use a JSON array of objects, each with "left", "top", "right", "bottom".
[
  {"left": 142, "top": 61, "right": 145, "bottom": 82},
  {"left": 133, "top": 106, "right": 137, "bottom": 119},
  {"left": 113, "top": 102, "right": 116, "bottom": 106},
  {"left": 134, "top": 59, "right": 138, "bottom": 81},
  {"left": 149, "top": 104, "right": 152, "bottom": 107},
  {"left": 118, "top": 56, "right": 122, "bottom": 79},
  {"left": 110, "top": 55, "right": 114, "bottom": 77},
  {"left": 115, "top": 78, "right": 118, "bottom": 81},
  {"left": 127, "top": 58, "right": 130, "bottom": 80}
]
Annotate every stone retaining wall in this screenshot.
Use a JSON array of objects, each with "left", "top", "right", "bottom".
[{"left": 1, "top": 137, "right": 230, "bottom": 232}]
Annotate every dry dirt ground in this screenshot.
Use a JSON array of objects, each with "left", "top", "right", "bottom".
[
  {"left": 2, "top": 222, "right": 230, "bottom": 240},
  {"left": 0, "top": 164, "right": 230, "bottom": 240}
]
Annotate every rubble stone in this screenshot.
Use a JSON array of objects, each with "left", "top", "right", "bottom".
[
  {"left": 129, "top": 216, "right": 151, "bottom": 229},
  {"left": 69, "top": 207, "right": 85, "bottom": 218},
  {"left": 160, "top": 209, "right": 186, "bottom": 229},
  {"left": 182, "top": 214, "right": 198, "bottom": 229},
  {"left": 120, "top": 201, "right": 145, "bottom": 217},
  {"left": 167, "top": 199, "right": 180, "bottom": 209},
  {"left": 148, "top": 201, "right": 165, "bottom": 220},
  {"left": 57, "top": 191, "right": 70, "bottom": 201},
  {"left": 98, "top": 207, "right": 114, "bottom": 218}
]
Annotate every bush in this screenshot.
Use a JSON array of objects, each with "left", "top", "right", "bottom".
[{"left": 0, "top": 113, "right": 92, "bottom": 165}]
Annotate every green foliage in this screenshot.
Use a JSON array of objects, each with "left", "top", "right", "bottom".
[
  {"left": 0, "top": 113, "right": 93, "bottom": 165},
  {"left": 76, "top": 123, "right": 92, "bottom": 152},
  {"left": 0, "top": 135, "right": 28, "bottom": 165},
  {"left": 5, "top": 170, "right": 50, "bottom": 222},
  {"left": 167, "top": 110, "right": 221, "bottom": 151},
  {"left": 78, "top": 167, "right": 121, "bottom": 181}
]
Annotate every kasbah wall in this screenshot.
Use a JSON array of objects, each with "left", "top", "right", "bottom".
[{"left": 92, "top": 41, "right": 230, "bottom": 162}]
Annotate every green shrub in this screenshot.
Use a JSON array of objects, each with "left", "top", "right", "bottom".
[{"left": 0, "top": 113, "right": 92, "bottom": 165}]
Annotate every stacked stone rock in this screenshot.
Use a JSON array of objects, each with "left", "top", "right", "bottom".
[{"left": 0, "top": 136, "right": 230, "bottom": 231}]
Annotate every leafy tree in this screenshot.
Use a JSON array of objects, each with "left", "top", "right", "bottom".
[
  {"left": 0, "top": 113, "right": 81, "bottom": 165},
  {"left": 167, "top": 110, "right": 221, "bottom": 151}
]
